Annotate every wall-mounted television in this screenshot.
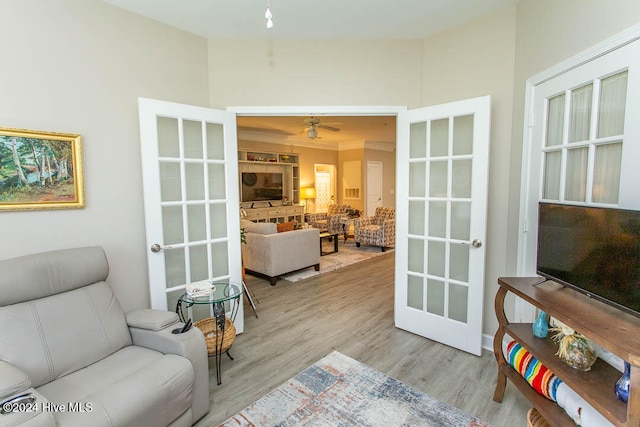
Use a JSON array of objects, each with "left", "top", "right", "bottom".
[
  {"left": 240, "top": 172, "right": 283, "bottom": 202},
  {"left": 537, "top": 202, "right": 640, "bottom": 317}
]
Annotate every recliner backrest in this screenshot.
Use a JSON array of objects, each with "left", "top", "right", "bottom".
[{"left": 0, "top": 247, "right": 132, "bottom": 388}]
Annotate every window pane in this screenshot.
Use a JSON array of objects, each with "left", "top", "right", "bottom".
[
  {"left": 410, "top": 122, "right": 427, "bottom": 159},
  {"left": 598, "top": 71, "right": 628, "bottom": 138},
  {"left": 183, "top": 120, "right": 203, "bottom": 159},
  {"left": 157, "top": 117, "right": 179, "bottom": 158},
  {"left": 430, "top": 119, "right": 449, "bottom": 157},
  {"left": 427, "top": 240, "right": 446, "bottom": 278},
  {"left": 450, "top": 202, "right": 471, "bottom": 241},
  {"left": 185, "top": 163, "right": 204, "bottom": 200},
  {"left": 453, "top": 115, "right": 473, "bottom": 155},
  {"left": 546, "top": 94, "right": 565, "bottom": 147},
  {"left": 207, "top": 122, "right": 225, "bottom": 160},
  {"left": 452, "top": 159, "right": 472, "bottom": 199},
  {"left": 407, "top": 238, "right": 424, "bottom": 273},
  {"left": 449, "top": 244, "right": 469, "bottom": 282},
  {"left": 569, "top": 84, "right": 593, "bottom": 143},
  {"left": 189, "top": 244, "right": 209, "bottom": 282},
  {"left": 426, "top": 279, "right": 445, "bottom": 316},
  {"left": 543, "top": 151, "right": 561, "bottom": 200},
  {"left": 407, "top": 275, "right": 423, "bottom": 310},
  {"left": 162, "top": 206, "right": 183, "bottom": 245},
  {"left": 160, "top": 162, "right": 181, "bottom": 202},
  {"left": 408, "top": 200, "right": 425, "bottom": 235},
  {"left": 187, "top": 205, "right": 206, "bottom": 242},
  {"left": 593, "top": 142, "right": 622, "bottom": 204},
  {"left": 448, "top": 283, "right": 468, "bottom": 323},
  {"left": 409, "top": 162, "right": 426, "bottom": 197},
  {"left": 429, "top": 161, "right": 448, "bottom": 198},
  {"left": 565, "top": 148, "right": 588, "bottom": 202},
  {"left": 428, "top": 201, "right": 446, "bottom": 238}
]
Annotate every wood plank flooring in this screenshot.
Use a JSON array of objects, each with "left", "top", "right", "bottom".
[{"left": 194, "top": 251, "right": 531, "bottom": 426}]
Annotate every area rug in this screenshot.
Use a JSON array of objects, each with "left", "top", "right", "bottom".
[
  {"left": 282, "top": 240, "right": 393, "bottom": 282},
  {"left": 219, "top": 351, "right": 491, "bottom": 427}
]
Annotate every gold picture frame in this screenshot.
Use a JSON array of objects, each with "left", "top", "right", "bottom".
[{"left": 0, "top": 127, "right": 84, "bottom": 211}]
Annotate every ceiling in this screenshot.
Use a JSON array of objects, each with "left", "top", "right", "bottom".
[
  {"left": 99, "top": 0, "right": 518, "bottom": 148},
  {"left": 99, "top": 0, "right": 519, "bottom": 40},
  {"left": 236, "top": 115, "right": 397, "bottom": 149}
]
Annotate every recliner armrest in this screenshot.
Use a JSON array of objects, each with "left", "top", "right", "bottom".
[
  {"left": 0, "top": 362, "right": 56, "bottom": 426},
  {"left": 126, "top": 308, "right": 179, "bottom": 331},
  {"left": 128, "top": 320, "right": 209, "bottom": 422},
  {"left": 0, "top": 361, "right": 30, "bottom": 401}
]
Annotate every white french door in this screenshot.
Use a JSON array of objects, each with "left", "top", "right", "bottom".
[
  {"left": 395, "top": 96, "right": 491, "bottom": 356},
  {"left": 366, "top": 161, "right": 383, "bottom": 216},
  {"left": 138, "top": 98, "right": 243, "bottom": 332}
]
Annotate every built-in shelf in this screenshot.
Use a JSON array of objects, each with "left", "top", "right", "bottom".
[{"left": 238, "top": 150, "right": 300, "bottom": 204}]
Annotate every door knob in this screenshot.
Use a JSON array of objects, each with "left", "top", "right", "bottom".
[
  {"left": 471, "top": 239, "right": 482, "bottom": 248},
  {"left": 150, "top": 244, "right": 162, "bottom": 253}
]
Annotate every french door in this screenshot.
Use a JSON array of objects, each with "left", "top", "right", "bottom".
[
  {"left": 395, "top": 96, "right": 491, "bottom": 356},
  {"left": 138, "top": 98, "right": 243, "bottom": 332}
]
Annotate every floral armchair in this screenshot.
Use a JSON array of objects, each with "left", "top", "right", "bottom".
[
  {"left": 306, "top": 204, "right": 352, "bottom": 235},
  {"left": 354, "top": 207, "right": 396, "bottom": 251}
]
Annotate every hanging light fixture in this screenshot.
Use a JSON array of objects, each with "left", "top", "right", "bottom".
[
  {"left": 307, "top": 125, "right": 318, "bottom": 139},
  {"left": 265, "top": 0, "right": 273, "bottom": 29}
]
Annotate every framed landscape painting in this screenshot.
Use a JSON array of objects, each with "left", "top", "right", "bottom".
[{"left": 0, "top": 127, "right": 84, "bottom": 211}]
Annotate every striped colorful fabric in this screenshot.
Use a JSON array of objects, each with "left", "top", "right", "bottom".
[{"left": 506, "top": 340, "right": 563, "bottom": 401}]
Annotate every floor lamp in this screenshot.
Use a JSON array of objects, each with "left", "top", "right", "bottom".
[{"left": 301, "top": 187, "right": 316, "bottom": 215}]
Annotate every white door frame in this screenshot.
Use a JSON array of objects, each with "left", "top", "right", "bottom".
[{"left": 516, "top": 23, "right": 640, "bottom": 322}]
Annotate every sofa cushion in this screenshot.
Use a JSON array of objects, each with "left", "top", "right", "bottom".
[
  {"left": 0, "top": 281, "right": 132, "bottom": 388},
  {"left": 276, "top": 220, "right": 295, "bottom": 233},
  {"left": 243, "top": 221, "right": 278, "bottom": 235},
  {"left": 37, "top": 346, "right": 194, "bottom": 426}
]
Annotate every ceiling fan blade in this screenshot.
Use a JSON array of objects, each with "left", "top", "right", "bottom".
[
  {"left": 316, "top": 124, "right": 340, "bottom": 132},
  {"left": 237, "top": 126, "right": 295, "bottom": 136}
]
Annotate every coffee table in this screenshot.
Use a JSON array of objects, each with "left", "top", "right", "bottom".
[{"left": 319, "top": 231, "right": 339, "bottom": 256}]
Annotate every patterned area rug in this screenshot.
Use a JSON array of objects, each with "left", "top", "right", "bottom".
[
  {"left": 282, "top": 239, "right": 393, "bottom": 282},
  {"left": 219, "top": 351, "right": 491, "bottom": 427}
]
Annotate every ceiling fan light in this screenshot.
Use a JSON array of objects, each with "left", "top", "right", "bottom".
[{"left": 307, "top": 127, "right": 318, "bottom": 139}]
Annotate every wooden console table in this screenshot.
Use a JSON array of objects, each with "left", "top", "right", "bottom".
[{"left": 493, "top": 277, "right": 640, "bottom": 427}]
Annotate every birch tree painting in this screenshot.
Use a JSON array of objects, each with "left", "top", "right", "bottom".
[{"left": 0, "top": 127, "right": 84, "bottom": 211}]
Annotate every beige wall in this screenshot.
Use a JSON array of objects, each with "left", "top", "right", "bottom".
[
  {"left": 208, "top": 40, "right": 424, "bottom": 108},
  {"left": 420, "top": 6, "right": 517, "bottom": 334},
  {"left": 0, "top": 0, "right": 210, "bottom": 312},
  {"left": 5, "top": 0, "right": 639, "bottom": 340},
  {"left": 506, "top": 0, "right": 640, "bottom": 278}
]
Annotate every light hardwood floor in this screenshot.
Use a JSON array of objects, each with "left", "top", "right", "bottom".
[{"left": 194, "top": 251, "right": 530, "bottom": 426}]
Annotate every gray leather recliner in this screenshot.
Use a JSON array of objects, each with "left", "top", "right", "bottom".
[{"left": 0, "top": 246, "right": 209, "bottom": 427}]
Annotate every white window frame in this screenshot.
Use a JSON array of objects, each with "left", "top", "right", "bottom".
[{"left": 516, "top": 24, "right": 640, "bottom": 322}]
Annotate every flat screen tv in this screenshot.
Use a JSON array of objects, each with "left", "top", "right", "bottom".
[
  {"left": 537, "top": 202, "right": 640, "bottom": 317},
  {"left": 240, "top": 172, "right": 283, "bottom": 202}
]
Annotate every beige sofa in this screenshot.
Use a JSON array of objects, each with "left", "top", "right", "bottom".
[
  {"left": 241, "top": 219, "right": 320, "bottom": 286},
  {"left": 0, "top": 247, "right": 209, "bottom": 427}
]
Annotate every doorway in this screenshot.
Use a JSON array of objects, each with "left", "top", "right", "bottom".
[{"left": 314, "top": 164, "right": 336, "bottom": 213}]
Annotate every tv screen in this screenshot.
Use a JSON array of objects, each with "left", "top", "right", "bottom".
[
  {"left": 537, "top": 202, "right": 640, "bottom": 317},
  {"left": 241, "top": 172, "right": 283, "bottom": 202}
]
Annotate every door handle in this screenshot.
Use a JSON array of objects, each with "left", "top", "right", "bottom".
[
  {"left": 471, "top": 239, "right": 482, "bottom": 248},
  {"left": 150, "top": 243, "right": 174, "bottom": 253}
]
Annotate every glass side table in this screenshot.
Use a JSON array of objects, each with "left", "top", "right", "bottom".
[{"left": 176, "top": 281, "right": 242, "bottom": 385}]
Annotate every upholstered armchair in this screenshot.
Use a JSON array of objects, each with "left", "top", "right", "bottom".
[
  {"left": 306, "top": 204, "right": 352, "bottom": 236},
  {"left": 354, "top": 207, "right": 396, "bottom": 251}
]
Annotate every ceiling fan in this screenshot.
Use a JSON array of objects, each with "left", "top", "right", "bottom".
[{"left": 302, "top": 117, "right": 341, "bottom": 140}]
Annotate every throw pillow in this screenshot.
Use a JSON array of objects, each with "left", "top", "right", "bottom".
[{"left": 277, "top": 220, "right": 295, "bottom": 233}]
